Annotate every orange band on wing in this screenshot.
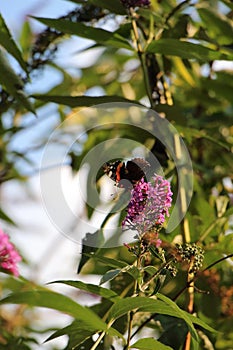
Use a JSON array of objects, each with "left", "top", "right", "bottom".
[{"left": 116, "top": 163, "right": 123, "bottom": 182}]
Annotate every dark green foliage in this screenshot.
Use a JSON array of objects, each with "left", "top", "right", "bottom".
[{"left": 0, "top": 1, "right": 232, "bottom": 349}]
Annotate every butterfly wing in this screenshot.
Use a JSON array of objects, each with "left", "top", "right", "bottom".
[
  {"left": 103, "top": 160, "right": 123, "bottom": 182},
  {"left": 124, "top": 158, "right": 151, "bottom": 183},
  {"left": 103, "top": 158, "right": 150, "bottom": 187}
]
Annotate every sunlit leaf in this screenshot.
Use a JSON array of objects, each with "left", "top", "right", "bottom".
[
  {"left": 223, "top": 207, "right": 233, "bottom": 217},
  {"left": 218, "top": 233, "right": 233, "bottom": 256},
  {"left": 130, "top": 338, "right": 173, "bottom": 350},
  {"left": 19, "top": 21, "right": 34, "bottom": 61},
  {"left": 0, "top": 290, "right": 107, "bottom": 331},
  {"left": 198, "top": 7, "right": 233, "bottom": 45},
  {"left": 0, "top": 14, "right": 28, "bottom": 73},
  {"left": 31, "top": 16, "right": 132, "bottom": 50},
  {"left": 147, "top": 38, "right": 233, "bottom": 61}
]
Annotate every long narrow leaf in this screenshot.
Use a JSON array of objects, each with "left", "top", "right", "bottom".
[
  {"left": 157, "top": 294, "right": 216, "bottom": 334},
  {"left": 0, "top": 290, "right": 107, "bottom": 331},
  {"left": 32, "top": 94, "right": 141, "bottom": 107},
  {"left": 31, "top": 17, "right": 132, "bottom": 50},
  {"left": 0, "top": 208, "right": 16, "bottom": 226},
  {"left": 198, "top": 7, "right": 233, "bottom": 45},
  {"left": 147, "top": 39, "right": 233, "bottom": 61},
  {"left": 130, "top": 338, "right": 173, "bottom": 350},
  {"left": 0, "top": 51, "right": 35, "bottom": 114},
  {"left": 107, "top": 296, "right": 198, "bottom": 340},
  {"left": 0, "top": 14, "right": 28, "bottom": 73},
  {"left": 49, "top": 280, "right": 120, "bottom": 301},
  {"left": 46, "top": 319, "right": 124, "bottom": 346}
]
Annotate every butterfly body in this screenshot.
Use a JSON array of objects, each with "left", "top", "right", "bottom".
[{"left": 103, "top": 158, "right": 150, "bottom": 187}]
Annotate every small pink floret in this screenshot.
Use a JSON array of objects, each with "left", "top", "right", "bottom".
[{"left": 0, "top": 229, "right": 21, "bottom": 277}]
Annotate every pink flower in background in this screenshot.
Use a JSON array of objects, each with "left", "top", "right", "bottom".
[
  {"left": 0, "top": 229, "right": 21, "bottom": 277},
  {"left": 122, "top": 174, "right": 172, "bottom": 235}
]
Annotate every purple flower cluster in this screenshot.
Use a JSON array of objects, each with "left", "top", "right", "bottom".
[
  {"left": 122, "top": 174, "right": 172, "bottom": 235},
  {"left": 0, "top": 229, "right": 21, "bottom": 277},
  {"left": 121, "top": 0, "right": 150, "bottom": 9}
]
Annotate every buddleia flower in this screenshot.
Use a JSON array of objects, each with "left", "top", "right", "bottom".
[
  {"left": 0, "top": 229, "right": 21, "bottom": 277},
  {"left": 122, "top": 175, "right": 172, "bottom": 246}
]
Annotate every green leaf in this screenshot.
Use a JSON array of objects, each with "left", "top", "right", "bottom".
[
  {"left": 50, "top": 280, "right": 120, "bottom": 301},
  {"left": 0, "top": 14, "right": 28, "bottom": 73},
  {"left": 100, "top": 269, "right": 122, "bottom": 285},
  {"left": 143, "top": 266, "right": 158, "bottom": 275},
  {"left": 31, "top": 16, "right": 132, "bottom": 50},
  {"left": 130, "top": 338, "right": 173, "bottom": 350},
  {"left": 0, "top": 208, "right": 16, "bottom": 226},
  {"left": 0, "top": 50, "right": 35, "bottom": 115},
  {"left": 47, "top": 318, "right": 125, "bottom": 347},
  {"left": 218, "top": 233, "right": 233, "bottom": 256},
  {"left": 201, "top": 77, "right": 233, "bottom": 104},
  {"left": 224, "top": 206, "right": 233, "bottom": 217},
  {"left": 85, "top": 254, "right": 128, "bottom": 270},
  {"left": 0, "top": 290, "right": 107, "bottom": 331},
  {"left": 187, "top": 313, "right": 217, "bottom": 334},
  {"left": 198, "top": 7, "right": 233, "bottom": 45},
  {"left": 107, "top": 296, "right": 198, "bottom": 340},
  {"left": 146, "top": 38, "right": 233, "bottom": 61},
  {"left": 0, "top": 49, "right": 23, "bottom": 90},
  {"left": 157, "top": 294, "right": 216, "bottom": 334},
  {"left": 88, "top": 254, "right": 139, "bottom": 277},
  {"left": 32, "top": 94, "right": 140, "bottom": 107},
  {"left": 156, "top": 315, "right": 188, "bottom": 350},
  {"left": 19, "top": 21, "right": 34, "bottom": 60},
  {"left": 77, "top": 231, "right": 104, "bottom": 273},
  {"left": 84, "top": 255, "right": 139, "bottom": 284},
  {"left": 46, "top": 320, "right": 93, "bottom": 347}
]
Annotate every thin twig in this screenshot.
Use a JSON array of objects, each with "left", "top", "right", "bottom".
[
  {"left": 90, "top": 331, "right": 106, "bottom": 350},
  {"left": 124, "top": 256, "right": 140, "bottom": 350},
  {"left": 129, "top": 8, "right": 154, "bottom": 108}
]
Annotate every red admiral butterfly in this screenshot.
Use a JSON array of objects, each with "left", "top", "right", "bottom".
[{"left": 103, "top": 158, "right": 150, "bottom": 187}]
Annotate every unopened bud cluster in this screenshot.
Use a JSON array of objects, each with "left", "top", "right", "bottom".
[
  {"left": 165, "top": 263, "right": 177, "bottom": 277},
  {"left": 175, "top": 243, "right": 204, "bottom": 274}
]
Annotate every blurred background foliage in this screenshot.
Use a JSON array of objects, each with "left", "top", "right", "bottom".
[{"left": 0, "top": 0, "right": 233, "bottom": 349}]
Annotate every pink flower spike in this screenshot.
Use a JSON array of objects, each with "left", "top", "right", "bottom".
[
  {"left": 122, "top": 174, "right": 172, "bottom": 235},
  {"left": 0, "top": 228, "right": 21, "bottom": 277}
]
